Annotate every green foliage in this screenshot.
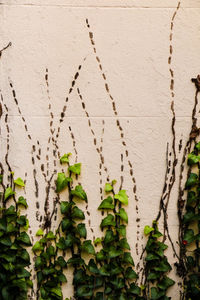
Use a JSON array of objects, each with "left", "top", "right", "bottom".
[
  {"left": 0, "top": 173, "right": 32, "bottom": 300},
  {"left": 91, "top": 182, "right": 141, "bottom": 299},
  {"left": 182, "top": 143, "right": 200, "bottom": 299},
  {"left": 143, "top": 221, "right": 174, "bottom": 299}
]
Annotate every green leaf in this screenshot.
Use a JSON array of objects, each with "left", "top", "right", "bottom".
[
  {"left": 17, "top": 232, "right": 32, "bottom": 245},
  {"left": 157, "top": 276, "right": 175, "bottom": 290},
  {"left": 58, "top": 273, "right": 67, "bottom": 283},
  {"left": 17, "top": 196, "right": 28, "bottom": 208},
  {"left": 94, "top": 237, "right": 102, "bottom": 246},
  {"left": 81, "top": 240, "right": 95, "bottom": 255},
  {"left": 183, "top": 229, "right": 195, "bottom": 244},
  {"left": 196, "top": 142, "right": 200, "bottom": 150},
  {"left": 14, "top": 177, "right": 25, "bottom": 187},
  {"left": 114, "top": 190, "right": 128, "bottom": 205},
  {"left": 46, "top": 231, "right": 56, "bottom": 240},
  {"left": 77, "top": 223, "right": 87, "bottom": 238},
  {"left": 147, "top": 272, "right": 159, "bottom": 280},
  {"left": 35, "top": 256, "right": 43, "bottom": 268},
  {"left": 108, "top": 247, "right": 123, "bottom": 258},
  {"left": 100, "top": 214, "right": 116, "bottom": 228},
  {"left": 56, "top": 256, "right": 67, "bottom": 268},
  {"left": 123, "top": 252, "right": 135, "bottom": 266},
  {"left": 187, "top": 191, "right": 197, "bottom": 206},
  {"left": 119, "top": 238, "right": 130, "bottom": 250},
  {"left": 71, "top": 185, "right": 87, "bottom": 201},
  {"left": 185, "top": 173, "right": 198, "bottom": 189},
  {"left": 188, "top": 153, "right": 200, "bottom": 165},
  {"left": 60, "top": 153, "right": 71, "bottom": 164},
  {"left": 117, "top": 225, "right": 126, "bottom": 237},
  {"left": 99, "top": 265, "right": 110, "bottom": 276},
  {"left": 151, "top": 287, "right": 165, "bottom": 300},
  {"left": 71, "top": 206, "right": 85, "bottom": 220},
  {"left": 117, "top": 208, "right": 128, "bottom": 223},
  {"left": 125, "top": 267, "right": 138, "bottom": 279},
  {"left": 60, "top": 201, "right": 72, "bottom": 214},
  {"left": 0, "top": 174, "right": 3, "bottom": 184},
  {"left": 51, "top": 287, "right": 62, "bottom": 298},
  {"left": 98, "top": 196, "right": 114, "bottom": 210},
  {"left": 144, "top": 225, "right": 154, "bottom": 235},
  {"left": 36, "top": 228, "right": 44, "bottom": 236},
  {"left": 61, "top": 218, "right": 73, "bottom": 231},
  {"left": 4, "top": 187, "right": 15, "bottom": 200},
  {"left": 69, "top": 163, "right": 81, "bottom": 175},
  {"left": 88, "top": 259, "right": 99, "bottom": 274},
  {"left": 104, "top": 230, "right": 115, "bottom": 244},
  {"left": 154, "top": 259, "right": 171, "bottom": 272},
  {"left": 56, "top": 173, "right": 71, "bottom": 193},
  {"left": 0, "top": 236, "right": 12, "bottom": 246},
  {"left": 105, "top": 183, "right": 113, "bottom": 192},
  {"left": 145, "top": 253, "right": 160, "bottom": 261},
  {"left": 32, "top": 241, "right": 43, "bottom": 252},
  {"left": 129, "top": 283, "right": 141, "bottom": 295}
]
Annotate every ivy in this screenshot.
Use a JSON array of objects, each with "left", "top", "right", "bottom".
[
  {"left": 0, "top": 173, "right": 32, "bottom": 300},
  {"left": 143, "top": 221, "right": 175, "bottom": 300},
  {"left": 92, "top": 181, "right": 143, "bottom": 299},
  {"left": 181, "top": 143, "right": 200, "bottom": 299}
]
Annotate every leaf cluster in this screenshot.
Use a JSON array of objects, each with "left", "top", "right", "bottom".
[
  {"left": 143, "top": 222, "right": 175, "bottom": 300},
  {"left": 0, "top": 176, "right": 32, "bottom": 300}
]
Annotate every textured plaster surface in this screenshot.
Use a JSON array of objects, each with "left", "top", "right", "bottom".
[{"left": 0, "top": 0, "right": 200, "bottom": 298}]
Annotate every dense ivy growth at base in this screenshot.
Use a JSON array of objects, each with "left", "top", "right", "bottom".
[{"left": 0, "top": 175, "right": 32, "bottom": 300}]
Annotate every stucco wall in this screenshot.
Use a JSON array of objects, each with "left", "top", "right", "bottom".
[{"left": 0, "top": 0, "right": 200, "bottom": 298}]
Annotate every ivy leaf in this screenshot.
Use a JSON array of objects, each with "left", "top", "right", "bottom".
[
  {"left": 71, "top": 185, "right": 87, "bottom": 201},
  {"left": 105, "top": 183, "right": 113, "bottom": 192},
  {"left": 185, "top": 173, "right": 198, "bottom": 189},
  {"left": 51, "top": 287, "right": 62, "bottom": 298},
  {"left": 183, "top": 229, "right": 195, "bottom": 244},
  {"left": 98, "top": 196, "right": 114, "bottom": 210},
  {"left": 46, "top": 231, "right": 56, "bottom": 240},
  {"left": 129, "top": 283, "right": 141, "bottom": 295},
  {"left": 56, "top": 173, "right": 71, "bottom": 193},
  {"left": 14, "top": 177, "right": 25, "bottom": 187},
  {"left": 123, "top": 252, "right": 135, "bottom": 266},
  {"left": 151, "top": 287, "right": 165, "bottom": 300},
  {"left": 195, "top": 142, "right": 200, "bottom": 150},
  {"left": 104, "top": 230, "right": 115, "bottom": 244},
  {"left": 81, "top": 240, "right": 95, "bottom": 255},
  {"left": 60, "top": 201, "right": 72, "bottom": 214},
  {"left": 69, "top": 163, "right": 81, "bottom": 175},
  {"left": 144, "top": 225, "right": 154, "bottom": 235},
  {"left": 17, "top": 196, "right": 28, "bottom": 208},
  {"left": 4, "top": 187, "right": 15, "bottom": 201},
  {"left": 0, "top": 236, "right": 12, "bottom": 246},
  {"left": 88, "top": 259, "right": 99, "bottom": 274},
  {"left": 71, "top": 206, "right": 85, "bottom": 220},
  {"left": 94, "top": 237, "right": 102, "bottom": 246},
  {"left": 108, "top": 247, "right": 123, "bottom": 258},
  {"left": 36, "top": 228, "right": 44, "bottom": 236},
  {"left": 157, "top": 276, "right": 175, "bottom": 290},
  {"left": 60, "top": 153, "right": 71, "bottom": 164},
  {"left": 17, "top": 232, "right": 32, "bottom": 245},
  {"left": 0, "top": 174, "right": 3, "bottom": 184},
  {"left": 56, "top": 256, "right": 67, "bottom": 268},
  {"left": 125, "top": 267, "right": 138, "bottom": 279},
  {"left": 188, "top": 153, "right": 200, "bottom": 165},
  {"left": 77, "top": 223, "right": 87, "bottom": 238},
  {"left": 61, "top": 218, "right": 73, "bottom": 231},
  {"left": 100, "top": 214, "right": 116, "bottom": 228},
  {"left": 114, "top": 190, "right": 128, "bottom": 205},
  {"left": 187, "top": 191, "right": 197, "bottom": 206},
  {"left": 117, "top": 208, "right": 128, "bottom": 223},
  {"left": 117, "top": 225, "right": 126, "bottom": 237},
  {"left": 32, "top": 241, "right": 43, "bottom": 252},
  {"left": 154, "top": 259, "right": 171, "bottom": 272},
  {"left": 119, "top": 238, "right": 130, "bottom": 250},
  {"left": 99, "top": 266, "right": 110, "bottom": 276}
]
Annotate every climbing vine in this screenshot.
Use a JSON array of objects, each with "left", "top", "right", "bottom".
[
  {"left": 0, "top": 173, "right": 32, "bottom": 300},
  {"left": 143, "top": 222, "right": 175, "bottom": 300},
  {"left": 180, "top": 142, "right": 200, "bottom": 299}
]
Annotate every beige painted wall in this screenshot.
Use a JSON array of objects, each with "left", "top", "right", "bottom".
[{"left": 0, "top": 0, "right": 200, "bottom": 298}]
